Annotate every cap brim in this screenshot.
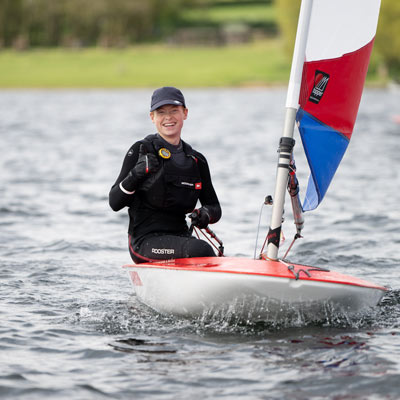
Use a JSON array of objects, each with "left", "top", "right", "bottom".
[{"left": 150, "top": 99, "right": 185, "bottom": 112}]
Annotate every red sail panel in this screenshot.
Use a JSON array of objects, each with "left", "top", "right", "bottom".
[{"left": 299, "top": 39, "right": 375, "bottom": 140}]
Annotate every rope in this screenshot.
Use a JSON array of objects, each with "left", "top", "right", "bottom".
[
  {"left": 193, "top": 226, "right": 224, "bottom": 257},
  {"left": 282, "top": 233, "right": 302, "bottom": 260},
  {"left": 254, "top": 202, "right": 266, "bottom": 259}
]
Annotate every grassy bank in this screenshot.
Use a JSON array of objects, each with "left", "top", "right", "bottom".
[
  {"left": 0, "top": 39, "right": 386, "bottom": 88},
  {"left": 0, "top": 40, "right": 291, "bottom": 88}
]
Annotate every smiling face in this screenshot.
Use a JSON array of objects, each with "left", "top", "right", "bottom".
[{"left": 150, "top": 104, "right": 188, "bottom": 145}]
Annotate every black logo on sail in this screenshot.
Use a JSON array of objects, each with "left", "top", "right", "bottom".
[{"left": 309, "top": 70, "right": 330, "bottom": 104}]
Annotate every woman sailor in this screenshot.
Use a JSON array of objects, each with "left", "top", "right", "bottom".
[{"left": 109, "top": 86, "right": 221, "bottom": 263}]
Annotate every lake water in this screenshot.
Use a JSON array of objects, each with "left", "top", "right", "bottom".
[{"left": 1, "top": 88, "right": 399, "bottom": 399}]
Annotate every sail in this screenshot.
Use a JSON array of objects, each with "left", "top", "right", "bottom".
[{"left": 296, "top": 0, "right": 381, "bottom": 211}]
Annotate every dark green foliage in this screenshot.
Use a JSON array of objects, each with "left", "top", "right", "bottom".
[
  {"left": 0, "top": 0, "right": 277, "bottom": 48},
  {"left": 375, "top": 0, "right": 400, "bottom": 79},
  {"left": 0, "top": 0, "right": 23, "bottom": 47},
  {"left": 0, "top": 0, "right": 190, "bottom": 47}
]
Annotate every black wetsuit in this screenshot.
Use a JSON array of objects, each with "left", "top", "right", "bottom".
[{"left": 109, "top": 134, "right": 221, "bottom": 263}]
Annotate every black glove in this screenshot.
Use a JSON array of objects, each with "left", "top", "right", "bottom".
[
  {"left": 121, "top": 145, "right": 160, "bottom": 192},
  {"left": 189, "top": 207, "right": 210, "bottom": 229}
]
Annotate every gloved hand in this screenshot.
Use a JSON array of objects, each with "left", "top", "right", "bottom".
[
  {"left": 189, "top": 207, "right": 210, "bottom": 229},
  {"left": 121, "top": 145, "right": 160, "bottom": 192}
]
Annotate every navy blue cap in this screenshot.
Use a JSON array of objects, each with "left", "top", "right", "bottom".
[{"left": 150, "top": 86, "right": 186, "bottom": 112}]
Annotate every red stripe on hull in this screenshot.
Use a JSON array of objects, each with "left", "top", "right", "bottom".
[
  {"left": 123, "top": 257, "right": 386, "bottom": 291},
  {"left": 129, "top": 271, "right": 143, "bottom": 286}
]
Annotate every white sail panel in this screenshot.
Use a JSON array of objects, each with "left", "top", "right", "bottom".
[{"left": 306, "top": 0, "right": 381, "bottom": 61}]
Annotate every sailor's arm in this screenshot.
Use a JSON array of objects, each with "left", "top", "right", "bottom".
[
  {"left": 108, "top": 142, "right": 140, "bottom": 211},
  {"left": 196, "top": 153, "right": 222, "bottom": 226}
]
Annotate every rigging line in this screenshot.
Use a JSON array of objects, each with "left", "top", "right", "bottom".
[
  {"left": 193, "top": 226, "right": 224, "bottom": 257},
  {"left": 259, "top": 233, "right": 269, "bottom": 258},
  {"left": 253, "top": 202, "right": 266, "bottom": 259},
  {"left": 282, "top": 233, "right": 302, "bottom": 261},
  {"left": 254, "top": 195, "right": 274, "bottom": 259},
  {"left": 193, "top": 226, "right": 200, "bottom": 239}
]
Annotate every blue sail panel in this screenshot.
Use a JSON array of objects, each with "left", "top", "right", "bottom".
[{"left": 297, "top": 109, "right": 349, "bottom": 211}]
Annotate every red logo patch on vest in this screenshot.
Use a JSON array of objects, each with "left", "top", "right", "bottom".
[{"left": 195, "top": 182, "right": 202, "bottom": 190}]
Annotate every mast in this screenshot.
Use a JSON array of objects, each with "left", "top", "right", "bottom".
[{"left": 266, "top": 0, "right": 313, "bottom": 260}]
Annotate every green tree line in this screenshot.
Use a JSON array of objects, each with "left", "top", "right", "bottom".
[{"left": 0, "top": 0, "right": 191, "bottom": 47}]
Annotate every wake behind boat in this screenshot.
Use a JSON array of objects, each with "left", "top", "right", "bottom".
[{"left": 123, "top": 0, "right": 387, "bottom": 321}]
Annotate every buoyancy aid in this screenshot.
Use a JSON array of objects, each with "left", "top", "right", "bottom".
[{"left": 137, "top": 134, "right": 203, "bottom": 213}]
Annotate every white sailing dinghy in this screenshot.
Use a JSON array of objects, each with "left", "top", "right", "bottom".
[{"left": 123, "top": 0, "right": 387, "bottom": 320}]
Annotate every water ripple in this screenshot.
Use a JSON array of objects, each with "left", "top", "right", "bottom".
[{"left": 0, "top": 89, "right": 399, "bottom": 400}]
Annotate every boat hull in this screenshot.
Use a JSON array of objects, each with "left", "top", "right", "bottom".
[{"left": 123, "top": 257, "right": 386, "bottom": 321}]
